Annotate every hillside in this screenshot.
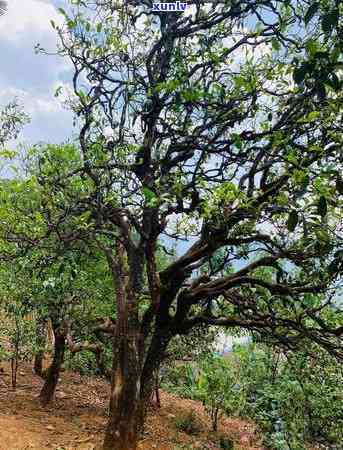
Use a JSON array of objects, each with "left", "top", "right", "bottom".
[{"left": 0, "top": 362, "right": 263, "bottom": 450}]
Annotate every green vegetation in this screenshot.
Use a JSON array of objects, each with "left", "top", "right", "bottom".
[
  {"left": 164, "top": 343, "right": 343, "bottom": 450},
  {"left": 0, "top": 1, "right": 342, "bottom": 449},
  {"left": 174, "top": 410, "right": 202, "bottom": 435}
]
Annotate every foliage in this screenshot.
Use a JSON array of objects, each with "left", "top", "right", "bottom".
[
  {"left": 0, "top": 100, "right": 29, "bottom": 147},
  {"left": 235, "top": 343, "right": 343, "bottom": 449},
  {"left": 164, "top": 353, "right": 243, "bottom": 431},
  {"left": 0, "top": 299, "right": 37, "bottom": 389},
  {"left": 198, "top": 355, "right": 243, "bottom": 431},
  {"left": 0, "top": 0, "right": 342, "bottom": 447},
  {"left": 217, "top": 435, "right": 234, "bottom": 450},
  {"left": 163, "top": 362, "right": 202, "bottom": 400},
  {"left": 161, "top": 325, "right": 219, "bottom": 395},
  {"left": 164, "top": 343, "right": 343, "bottom": 450},
  {"left": 174, "top": 410, "right": 202, "bottom": 435}
]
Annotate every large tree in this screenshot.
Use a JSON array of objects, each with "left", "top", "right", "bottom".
[{"left": 2, "top": 1, "right": 342, "bottom": 449}]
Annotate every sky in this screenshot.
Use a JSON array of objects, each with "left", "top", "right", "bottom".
[
  {"left": 0, "top": 0, "right": 272, "bottom": 149},
  {"left": 0, "top": 0, "right": 74, "bottom": 147}
]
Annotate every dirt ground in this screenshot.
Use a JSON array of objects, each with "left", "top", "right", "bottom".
[{"left": 0, "top": 362, "right": 264, "bottom": 450}]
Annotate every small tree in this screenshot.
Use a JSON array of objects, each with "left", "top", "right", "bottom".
[
  {"left": 0, "top": 297, "right": 36, "bottom": 391},
  {"left": 198, "top": 354, "right": 243, "bottom": 432}
]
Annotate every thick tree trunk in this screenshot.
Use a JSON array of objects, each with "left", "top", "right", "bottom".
[
  {"left": 102, "top": 240, "right": 144, "bottom": 450},
  {"left": 102, "top": 332, "right": 142, "bottom": 450},
  {"left": 38, "top": 327, "right": 65, "bottom": 406},
  {"left": 102, "top": 236, "right": 168, "bottom": 450},
  {"left": 137, "top": 331, "right": 170, "bottom": 432}
]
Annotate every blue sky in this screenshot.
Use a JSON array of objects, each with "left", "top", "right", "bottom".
[{"left": 0, "top": 0, "right": 74, "bottom": 146}]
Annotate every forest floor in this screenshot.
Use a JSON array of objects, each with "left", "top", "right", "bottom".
[{"left": 0, "top": 361, "right": 264, "bottom": 450}]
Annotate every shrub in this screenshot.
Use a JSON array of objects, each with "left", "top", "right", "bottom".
[
  {"left": 174, "top": 410, "right": 202, "bottom": 435},
  {"left": 217, "top": 434, "right": 234, "bottom": 450},
  {"left": 234, "top": 343, "right": 343, "bottom": 450},
  {"left": 198, "top": 355, "right": 244, "bottom": 431},
  {"left": 165, "top": 342, "right": 343, "bottom": 450}
]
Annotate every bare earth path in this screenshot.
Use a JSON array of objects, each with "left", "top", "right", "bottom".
[{"left": 0, "top": 363, "right": 264, "bottom": 450}]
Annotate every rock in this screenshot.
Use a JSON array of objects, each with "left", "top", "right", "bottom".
[
  {"left": 46, "top": 425, "right": 55, "bottom": 431},
  {"left": 167, "top": 413, "right": 176, "bottom": 419},
  {"left": 57, "top": 391, "right": 67, "bottom": 399}
]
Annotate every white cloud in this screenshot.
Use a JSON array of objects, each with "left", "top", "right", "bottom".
[
  {"left": 0, "top": 0, "right": 74, "bottom": 145},
  {"left": 0, "top": 86, "right": 62, "bottom": 114},
  {"left": 0, "top": 0, "right": 63, "bottom": 44}
]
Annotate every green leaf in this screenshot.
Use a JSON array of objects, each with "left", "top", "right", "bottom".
[
  {"left": 287, "top": 211, "right": 298, "bottom": 232},
  {"left": 305, "top": 39, "right": 318, "bottom": 57},
  {"left": 50, "top": 20, "right": 56, "bottom": 29},
  {"left": 77, "top": 90, "right": 87, "bottom": 103},
  {"left": 299, "top": 110, "right": 320, "bottom": 123},
  {"left": 0, "top": 149, "right": 17, "bottom": 158},
  {"left": 58, "top": 7, "right": 67, "bottom": 16},
  {"left": 315, "top": 229, "right": 329, "bottom": 242},
  {"left": 271, "top": 38, "right": 281, "bottom": 51},
  {"left": 304, "top": 2, "right": 319, "bottom": 26},
  {"left": 143, "top": 187, "right": 157, "bottom": 203},
  {"left": 96, "top": 23, "right": 103, "bottom": 33},
  {"left": 67, "top": 20, "right": 76, "bottom": 29},
  {"left": 317, "top": 196, "right": 327, "bottom": 217}
]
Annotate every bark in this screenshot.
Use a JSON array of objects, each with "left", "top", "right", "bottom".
[
  {"left": 137, "top": 330, "right": 171, "bottom": 431},
  {"left": 34, "top": 352, "right": 44, "bottom": 378},
  {"left": 66, "top": 326, "right": 111, "bottom": 380},
  {"left": 154, "top": 369, "right": 161, "bottom": 409},
  {"left": 103, "top": 241, "right": 143, "bottom": 450},
  {"left": 103, "top": 333, "right": 164, "bottom": 450},
  {"left": 38, "top": 325, "right": 66, "bottom": 406},
  {"left": 103, "top": 332, "right": 142, "bottom": 450},
  {"left": 33, "top": 316, "right": 47, "bottom": 378},
  {"left": 10, "top": 357, "right": 18, "bottom": 391},
  {"left": 102, "top": 231, "right": 170, "bottom": 450}
]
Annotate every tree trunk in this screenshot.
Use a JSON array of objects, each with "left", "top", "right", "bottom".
[
  {"left": 102, "top": 331, "right": 142, "bottom": 450},
  {"left": 10, "top": 356, "right": 18, "bottom": 391},
  {"left": 137, "top": 332, "right": 170, "bottom": 433},
  {"left": 34, "top": 316, "right": 46, "bottom": 378},
  {"left": 102, "top": 240, "right": 144, "bottom": 450},
  {"left": 101, "top": 237, "right": 169, "bottom": 450},
  {"left": 102, "top": 333, "right": 164, "bottom": 450},
  {"left": 38, "top": 326, "right": 65, "bottom": 406},
  {"left": 34, "top": 351, "right": 44, "bottom": 378}
]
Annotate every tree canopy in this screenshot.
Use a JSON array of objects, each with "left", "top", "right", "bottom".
[{"left": 0, "top": 1, "right": 342, "bottom": 449}]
